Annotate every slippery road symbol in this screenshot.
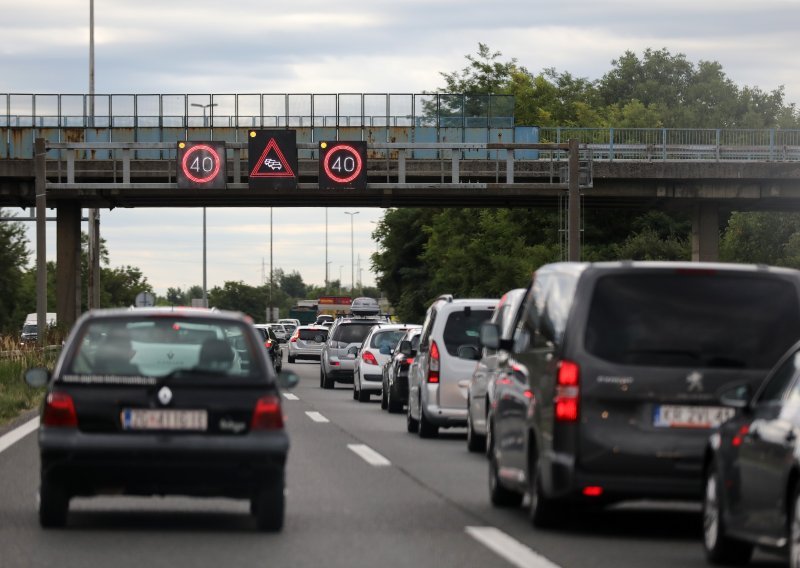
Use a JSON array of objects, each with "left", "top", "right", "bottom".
[{"left": 263, "top": 158, "right": 283, "bottom": 171}]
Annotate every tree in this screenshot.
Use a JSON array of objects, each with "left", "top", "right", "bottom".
[
  {"left": 279, "top": 270, "right": 306, "bottom": 298},
  {"left": 0, "top": 211, "right": 31, "bottom": 332},
  {"left": 720, "top": 212, "right": 800, "bottom": 268}
]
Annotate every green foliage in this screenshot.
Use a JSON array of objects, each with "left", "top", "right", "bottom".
[
  {"left": 720, "top": 212, "right": 800, "bottom": 268},
  {"left": 0, "top": 336, "right": 59, "bottom": 426},
  {"left": 0, "top": 213, "right": 31, "bottom": 333}
]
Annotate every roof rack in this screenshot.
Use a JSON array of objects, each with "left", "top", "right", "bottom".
[{"left": 436, "top": 294, "right": 454, "bottom": 303}]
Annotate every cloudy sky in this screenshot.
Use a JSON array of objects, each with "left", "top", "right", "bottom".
[{"left": 2, "top": 0, "right": 799, "bottom": 296}]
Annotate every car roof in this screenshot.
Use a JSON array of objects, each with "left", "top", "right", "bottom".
[{"left": 90, "top": 306, "right": 246, "bottom": 322}]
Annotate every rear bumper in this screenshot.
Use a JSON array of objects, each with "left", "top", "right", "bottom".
[
  {"left": 360, "top": 373, "right": 383, "bottom": 392},
  {"left": 289, "top": 347, "right": 322, "bottom": 360},
  {"left": 422, "top": 403, "right": 467, "bottom": 427},
  {"left": 326, "top": 369, "right": 354, "bottom": 383},
  {"left": 39, "top": 428, "right": 289, "bottom": 498}
]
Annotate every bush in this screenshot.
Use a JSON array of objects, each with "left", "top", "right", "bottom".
[{"left": 0, "top": 335, "right": 59, "bottom": 426}]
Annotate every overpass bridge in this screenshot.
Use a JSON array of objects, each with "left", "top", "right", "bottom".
[{"left": 2, "top": 93, "right": 800, "bottom": 331}]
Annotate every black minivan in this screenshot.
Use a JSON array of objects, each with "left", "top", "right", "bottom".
[{"left": 484, "top": 261, "right": 800, "bottom": 527}]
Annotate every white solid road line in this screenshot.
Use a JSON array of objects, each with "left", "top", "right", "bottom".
[
  {"left": 282, "top": 393, "right": 300, "bottom": 400},
  {"left": 465, "top": 526, "right": 563, "bottom": 568},
  {"left": 347, "top": 443, "right": 391, "bottom": 467},
  {"left": 0, "top": 417, "right": 39, "bottom": 455},
  {"left": 305, "top": 411, "right": 330, "bottom": 423}
]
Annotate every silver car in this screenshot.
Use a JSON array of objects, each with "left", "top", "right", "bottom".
[
  {"left": 466, "top": 288, "right": 527, "bottom": 452},
  {"left": 287, "top": 325, "right": 328, "bottom": 363},
  {"left": 319, "top": 317, "right": 382, "bottom": 389}
]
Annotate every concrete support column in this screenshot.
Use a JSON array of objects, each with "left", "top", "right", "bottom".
[
  {"left": 691, "top": 202, "right": 720, "bottom": 262},
  {"left": 56, "top": 203, "right": 82, "bottom": 329}
]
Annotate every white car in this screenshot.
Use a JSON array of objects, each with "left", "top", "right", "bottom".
[{"left": 353, "top": 324, "right": 420, "bottom": 402}]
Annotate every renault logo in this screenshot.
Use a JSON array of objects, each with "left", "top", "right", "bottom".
[
  {"left": 158, "top": 386, "right": 173, "bottom": 406},
  {"left": 686, "top": 371, "right": 704, "bottom": 392}
]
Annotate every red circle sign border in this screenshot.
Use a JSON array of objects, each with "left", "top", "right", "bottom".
[
  {"left": 181, "top": 144, "right": 222, "bottom": 184},
  {"left": 322, "top": 144, "right": 363, "bottom": 184}
]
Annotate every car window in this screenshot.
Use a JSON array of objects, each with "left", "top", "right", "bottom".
[
  {"left": 67, "top": 317, "right": 261, "bottom": 379},
  {"left": 370, "top": 330, "right": 407, "bottom": 349},
  {"left": 442, "top": 309, "right": 495, "bottom": 358},
  {"left": 584, "top": 273, "right": 800, "bottom": 369},
  {"left": 333, "top": 323, "right": 376, "bottom": 344},
  {"left": 758, "top": 350, "right": 800, "bottom": 404},
  {"left": 299, "top": 328, "right": 328, "bottom": 341}
]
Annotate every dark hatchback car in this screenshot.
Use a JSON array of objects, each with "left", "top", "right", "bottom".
[
  {"left": 483, "top": 261, "right": 800, "bottom": 527},
  {"left": 703, "top": 339, "right": 800, "bottom": 566},
  {"left": 26, "top": 307, "right": 297, "bottom": 531},
  {"left": 254, "top": 324, "right": 283, "bottom": 372},
  {"left": 381, "top": 328, "right": 422, "bottom": 413}
]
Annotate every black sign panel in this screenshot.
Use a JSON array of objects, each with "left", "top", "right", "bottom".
[
  {"left": 176, "top": 141, "right": 227, "bottom": 189},
  {"left": 319, "top": 141, "right": 368, "bottom": 190},
  {"left": 248, "top": 130, "right": 298, "bottom": 190}
]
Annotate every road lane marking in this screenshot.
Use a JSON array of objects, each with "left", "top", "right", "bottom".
[
  {"left": 0, "top": 417, "right": 39, "bottom": 455},
  {"left": 347, "top": 443, "right": 391, "bottom": 467},
  {"left": 465, "top": 526, "right": 562, "bottom": 568},
  {"left": 282, "top": 393, "right": 299, "bottom": 400},
  {"left": 305, "top": 411, "right": 329, "bottom": 423}
]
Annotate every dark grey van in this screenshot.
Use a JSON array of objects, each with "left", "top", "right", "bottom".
[{"left": 484, "top": 261, "right": 800, "bottom": 527}]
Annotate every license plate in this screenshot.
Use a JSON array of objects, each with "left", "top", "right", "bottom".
[
  {"left": 121, "top": 409, "right": 208, "bottom": 431},
  {"left": 653, "top": 405, "right": 735, "bottom": 429}
]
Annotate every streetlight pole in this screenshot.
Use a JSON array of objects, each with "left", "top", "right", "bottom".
[
  {"left": 344, "top": 211, "right": 359, "bottom": 295},
  {"left": 87, "top": 0, "right": 100, "bottom": 310},
  {"left": 339, "top": 265, "right": 344, "bottom": 295},
  {"left": 325, "top": 207, "right": 328, "bottom": 292},
  {"left": 190, "top": 102, "right": 217, "bottom": 308}
]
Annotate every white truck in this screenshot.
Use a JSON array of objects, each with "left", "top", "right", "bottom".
[{"left": 21, "top": 312, "right": 57, "bottom": 344}]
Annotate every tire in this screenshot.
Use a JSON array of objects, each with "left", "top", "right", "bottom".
[
  {"left": 387, "top": 383, "right": 402, "bottom": 414},
  {"left": 418, "top": 405, "right": 439, "bottom": 439},
  {"left": 322, "top": 367, "right": 335, "bottom": 390},
  {"left": 288, "top": 354, "right": 295, "bottom": 364},
  {"left": 790, "top": 485, "right": 800, "bottom": 568},
  {"left": 702, "top": 461, "right": 754, "bottom": 565},
  {"left": 488, "top": 434, "right": 523, "bottom": 508},
  {"left": 406, "top": 403, "right": 419, "bottom": 433},
  {"left": 527, "top": 454, "right": 562, "bottom": 528},
  {"left": 358, "top": 386, "right": 371, "bottom": 402},
  {"left": 252, "top": 479, "right": 285, "bottom": 532},
  {"left": 319, "top": 367, "right": 324, "bottom": 388},
  {"left": 39, "top": 479, "right": 69, "bottom": 528},
  {"left": 381, "top": 383, "right": 388, "bottom": 410},
  {"left": 353, "top": 383, "right": 359, "bottom": 400},
  {"left": 466, "top": 402, "right": 486, "bottom": 453}
]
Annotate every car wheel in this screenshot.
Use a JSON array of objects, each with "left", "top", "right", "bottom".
[
  {"left": 466, "top": 401, "right": 486, "bottom": 453},
  {"left": 358, "top": 386, "right": 370, "bottom": 402},
  {"left": 288, "top": 354, "right": 295, "bottom": 364},
  {"left": 381, "top": 383, "right": 388, "bottom": 410},
  {"left": 252, "top": 478, "right": 285, "bottom": 532},
  {"left": 322, "top": 367, "right": 334, "bottom": 390},
  {"left": 488, "top": 429, "right": 523, "bottom": 508},
  {"left": 387, "top": 383, "right": 402, "bottom": 414},
  {"left": 702, "top": 461, "right": 754, "bottom": 565},
  {"left": 418, "top": 405, "right": 439, "bottom": 439},
  {"left": 39, "top": 479, "right": 69, "bottom": 528},
  {"left": 527, "top": 452, "right": 562, "bottom": 528},
  {"left": 790, "top": 484, "right": 800, "bottom": 568},
  {"left": 406, "top": 402, "right": 419, "bottom": 433}
]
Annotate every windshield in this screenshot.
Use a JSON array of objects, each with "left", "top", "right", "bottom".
[
  {"left": 298, "top": 328, "right": 328, "bottom": 341},
  {"left": 370, "top": 330, "right": 408, "bottom": 349},
  {"left": 585, "top": 273, "right": 800, "bottom": 369},
  {"left": 333, "top": 323, "right": 376, "bottom": 344},
  {"left": 66, "top": 317, "right": 263, "bottom": 378}
]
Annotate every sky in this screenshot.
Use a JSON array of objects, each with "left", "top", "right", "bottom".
[{"left": 2, "top": 0, "right": 799, "bottom": 297}]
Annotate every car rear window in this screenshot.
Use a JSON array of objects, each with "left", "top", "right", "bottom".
[
  {"left": 333, "top": 323, "right": 377, "bottom": 344},
  {"left": 442, "top": 309, "right": 495, "bottom": 357},
  {"left": 299, "top": 328, "right": 328, "bottom": 341},
  {"left": 370, "top": 330, "right": 408, "bottom": 349},
  {"left": 584, "top": 272, "right": 800, "bottom": 369},
  {"left": 66, "top": 317, "right": 263, "bottom": 379}
]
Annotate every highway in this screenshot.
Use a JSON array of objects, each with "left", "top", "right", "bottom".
[{"left": 0, "top": 354, "right": 783, "bottom": 568}]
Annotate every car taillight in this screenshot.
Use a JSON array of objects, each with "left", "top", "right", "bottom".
[
  {"left": 362, "top": 351, "right": 379, "bottom": 365},
  {"left": 554, "top": 360, "right": 579, "bottom": 422},
  {"left": 42, "top": 392, "right": 77, "bottom": 428},
  {"left": 732, "top": 424, "right": 750, "bottom": 447},
  {"left": 583, "top": 486, "right": 603, "bottom": 497},
  {"left": 251, "top": 395, "right": 284, "bottom": 431},
  {"left": 406, "top": 357, "right": 414, "bottom": 365},
  {"left": 290, "top": 332, "right": 299, "bottom": 343},
  {"left": 428, "top": 340, "right": 440, "bottom": 383},
  {"left": 264, "top": 339, "right": 273, "bottom": 348}
]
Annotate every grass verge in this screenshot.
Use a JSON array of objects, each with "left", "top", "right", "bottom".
[{"left": 0, "top": 335, "right": 60, "bottom": 427}]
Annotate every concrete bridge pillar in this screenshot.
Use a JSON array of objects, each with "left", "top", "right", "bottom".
[
  {"left": 56, "top": 203, "right": 82, "bottom": 330},
  {"left": 691, "top": 203, "right": 720, "bottom": 262}
]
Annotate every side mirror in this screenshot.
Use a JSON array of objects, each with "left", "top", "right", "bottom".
[
  {"left": 719, "top": 383, "right": 752, "bottom": 410},
  {"left": 398, "top": 340, "right": 412, "bottom": 356},
  {"left": 479, "top": 322, "right": 500, "bottom": 350},
  {"left": 346, "top": 345, "right": 359, "bottom": 359},
  {"left": 25, "top": 367, "right": 50, "bottom": 388},
  {"left": 278, "top": 370, "right": 299, "bottom": 390}
]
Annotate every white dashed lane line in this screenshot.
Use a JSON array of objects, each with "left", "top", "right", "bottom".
[
  {"left": 465, "top": 526, "right": 562, "bottom": 568},
  {"left": 305, "top": 411, "right": 330, "bottom": 423},
  {"left": 0, "top": 417, "right": 39, "bottom": 455},
  {"left": 282, "top": 393, "right": 299, "bottom": 400},
  {"left": 347, "top": 443, "right": 391, "bottom": 467}
]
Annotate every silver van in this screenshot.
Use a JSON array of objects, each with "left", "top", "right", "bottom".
[{"left": 407, "top": 295, "right": 498, "bottom": 438}]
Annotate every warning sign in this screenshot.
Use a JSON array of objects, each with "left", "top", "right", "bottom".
[{"left": 248, "top": 130, "right": 298, "bottom": 190}]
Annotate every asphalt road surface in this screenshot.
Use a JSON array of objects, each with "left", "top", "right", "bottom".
[{"left": 0, "top": 354, "right": 784, "bottom": 568}]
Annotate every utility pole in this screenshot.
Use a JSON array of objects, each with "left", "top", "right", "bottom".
[{"left": 87, "top": 0, "right": 100, "bottom": 311}]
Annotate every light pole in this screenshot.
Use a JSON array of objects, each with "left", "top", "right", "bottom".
[
  {"left": 344, "top": 211, "right": 359, "bottom": 295},
  {"left": 325, "top": 207, "right": 328, "bottom": 291},
  {"left": 190, "top": 102, "right": 217, "bottom": 307},
  {"left": 87, "top": 0, "right": 100, "bottom": 310},
  {"left": 339, "top": 265, "right": 344, "bottom": 295}
]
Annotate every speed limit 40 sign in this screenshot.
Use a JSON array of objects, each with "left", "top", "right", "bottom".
[
  {"left": 319, "top": 141, "right": 367, "bottom": 190},
  {"left": 177, "top": 141, "right": 227, "bottom": 189}
]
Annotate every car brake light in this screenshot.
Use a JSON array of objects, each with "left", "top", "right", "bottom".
[
  {"left": 732, "top": 424, "right": 750, "bottom": 447},
  {"left": 362, "top": 351, "right": 379, "bottom": 365},
  {"left": 264, "top": 339, "right": 273, "bottom": 349},
  {"left": 555, "top": 360, "right": 579, "bottom": 422},
  {"left": 42, "top": 392, "right": 78, "bottom": 427},
  {"left": 583, "top": 486, "right": 603, "bottom": 497},
  {"left": 290, "top": 332, "right": 299, "bottom": 343},
  {"left": 428, "top": 340, "right": 440, "bottom": 383},
  {"left": 251, "top": 395, "right": 284, "bottom": 430},
  {"left": 406, "top": 357, "right": 414, "bottom": 365}
]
